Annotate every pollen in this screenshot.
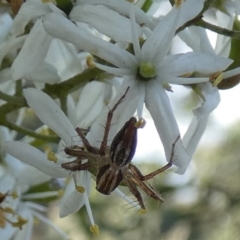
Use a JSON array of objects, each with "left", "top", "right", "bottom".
[
  {"left": 175, "top": 0, "right": 183, "bottom": 7},
  {"left": 11, "top": 216, "right": 28, "bottom": 229},
  {"left": 90, "top": 224, "right": 100, "bottom": 236},
  {"left": 76, "top": 185, "right": 85, "bottom": 193},
  {"left": 135, "top": 118, "right": 146, "bottom": 129},
  {"left": 86, "top": 55, "right": 95, "bottom": 68},
  {"left": 45, "top": 146, "right": 58, "bottom": 162},
  {"left": 138, "top": 208, "right": 147, "bottom": 215},
  {"left": 47, "top": 151, "right": 58, "bottom": 162}
]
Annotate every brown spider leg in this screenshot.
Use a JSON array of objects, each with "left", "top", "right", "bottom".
[
  {"left": 64, "top": 148, "right": 99, "bottom": 159},
  {"left": 99, "top": 86, "right": 130, "bottom": 155},
  {"left": 124, "top": 177, "right": 146, "bottom": 210},
  {"left": 75, "top": 127, "right": 99, "bottom": 154},
  {"left": 62, "top": 160, "right": 91, "bottom": 171},
  {"left": 135, "top": 135, "right": 180, "bottom": 181},
  {"left": 128, "top": 166, "right": 165, "bottom": 202}
]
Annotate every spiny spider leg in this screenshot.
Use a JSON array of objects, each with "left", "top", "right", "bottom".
[
  {"left": 128, "top": 165, "right": 165, "bottom": 202},
  {"left": 99, "top": 86, "right": 130, "bottom": 155},
  {"left": 124, "top": 178, "right": 146, "bottom": 210},
  {"left": 137, "top": 135, "right": 180, "bottom": 181},
  {"left": 75, "top": 127, "right": 99, "bottom": 154},
  {"left": 62, "top": 159, "right": 91, "bottom": 171}
]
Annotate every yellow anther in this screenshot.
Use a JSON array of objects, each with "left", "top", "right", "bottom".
[
  {"left": 3, "top": 207, "right": 14, "bottom": 214},
  {"left": 175, "top": 0, "right": 183, "bottom": 7},
  {"left": 86, "top": 55, "right": 96, "bottom": 68},
  {"left": 75, "top": 185, "right": 85, "bottom": 194},
  {"left": 12, "top": 191, "right": 18, "bottom": 199},
  {"left": 11, "top": 216, "right": 28, "bottom": 229},
  {"left": 135, "top": 118, "right": 146, "bottom": 129},
  {"left": 58, "top": 189, "right": 64, "bottom": 197},
  {"left": 0, "top": 209, "right": 6, "bottom": 228},
  {"left": 47, "top": 151, "right": 58, "bottom": 162},
  {"left": 138, "top": 208, "right": 147, "bottom": 215},
  {"left": 90, "top": 224, "right": 100, "bottom": 236}
]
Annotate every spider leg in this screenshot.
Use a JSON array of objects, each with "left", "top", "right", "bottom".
[
  {"left": 75, "top": 127, "right": 99, "bottom": 154},
  {"left": 61, "top": 159, "right": 91, "bottom": 171},
  {"left": 99, "top": 86, "right": 130, "bottom": 155},
  {"left": 128, "top": 166, "right": 165, "bottom": 202},
  {"left": 135, "top": 135, "right": 180, "bottom": 181},
  {"left": 124, "top": 177, "right": 146, "bottom": 210}
]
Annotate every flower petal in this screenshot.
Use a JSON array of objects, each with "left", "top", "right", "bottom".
[
  {"left": 181, "top": 83, "right": 220, "bottom": 173},
  {"left": 160, "top": 52, "right": 233, "bottom": 77},
  {"left": 2, "top": 141, "right": 68, "bottom": 178},
  {"left": 70, "top": 5, "right": 142, "bottom": 42},
  {"left": 23, "top": 88, "right": 77, "bottom": 146},
  {"left": 144, "top": 80, "right": 190, "bottom": 172},
  {"left": 59, "top": 172, "right": 91, "bottom": 217},
  {"left": 77, "top": 0, "right": 152, "bottom": 26},
  {"left": 43, "top": 12, "right": 137, "bottom": 69},
  {"left": 11, "top": 19, "right": 53, "bottom": 81},
  {"left": 142, "top": 0, "right": 203, "bottom": 63},
  {"left": 86, "top": 79, "right": 140, "bottom": 147},
  {"left": 11, "top": 0, "right": 63, "bottom": 36}
]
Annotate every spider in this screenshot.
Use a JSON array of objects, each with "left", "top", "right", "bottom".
[{"left": 62, "top": 87, "right": 179, "bottom": 210}]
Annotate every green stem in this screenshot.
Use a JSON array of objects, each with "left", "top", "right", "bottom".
[
  {"left": 59, "top": 94, "right": 67, "bottom": 116},
  {"left": 3, "top": 120, "right": 59, "bottom": 143},
  {"left": 0, "top": 91, "right": 25, "bottom": 105},
  {"left": 195, "top": 19, "right": 240, "bottom": 39}
]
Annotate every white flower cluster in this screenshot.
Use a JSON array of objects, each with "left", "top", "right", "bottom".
[{"left": 0, "top": 0, "right": 240, "bottom": 237}]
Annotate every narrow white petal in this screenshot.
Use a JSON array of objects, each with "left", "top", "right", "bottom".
[
  {"left": 167, "top": 76, "right": 208, "bottom": 84},
  {"left": 143, "top": 0, "right": 203, "bottom": 63},
  {"left": 11, "top": 20, "right": 53, "bottom": 80},
  {"left": 144, "top": 80, "right": 190, "bottom": 171},
  {"left": 12, "top": 206, "right": 33, "bottom": 240},
  {"left": 223, "top": 67, "right": 240, "bottom": 79},
  {"left": 70, "top": 5, "right": 142, "bottom": 42},
  {"left": 0, "top": 35, "right": 26, "bottom": 66},
  {"left": 77, "top": 0, "right": 152, "bottom": 26},
  {"left": 59, "top": 179, "right": 85, "bottom": 217},
  {"left": 75, "top": 81, "right": 107, "bottom": 127},
  {"left": 87, "top": 79, "right": 139, "bottom": 147},
  {"left": 2, "top": 141, "right": 67, "bottom": 178},
  {"left": 11, "top": 0, "right": 53, "bottom": 36},
  {"left": 181, "top": 83, "right": 220, "bottom": 173},
  {"left": 177, "top": 0, "right": 204, "bottom": 30},
  {"left": 178, "top": 26, "right": 214, "bottom": 53},
  {"left": 43, "top": 12, "right": 137, "bottom": 69},
  {"left": 130, "top": 5, "right": 141, "bottom": 61},
  {"left": 16, "top": 165, "right": 52, "bottom": 186},
  {"left": 94, "top": 62, "right": 134, "bottom": 76},
  {"left": 23, "top": 88, "right": 77, "bottom": 146},
  {"left": 142, "top": 4, "right": 179, "bottom": 63},
  {"left": 160, "top": 52, "right": 233, "bottom": 77}
]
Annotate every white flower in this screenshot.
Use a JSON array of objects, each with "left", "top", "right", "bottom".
[
  {"left": 178, "top": 13, "right": 240, "bottom": 172},
  {"left": 2, "top": 88, "right": 141, "bottom": 234},
  {"left": 70, "top": 0, "right": 153, "bottom": 42},
  {"left": 0, "top": 127, "right": 68, "bottom": 240},
  {"left": 43, "top": 0, "right": 232, "bottom": 173}
]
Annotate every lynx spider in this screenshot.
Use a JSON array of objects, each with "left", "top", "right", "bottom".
[{"left": 62, "top": 87, "right": 180, "bottom": 210}]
